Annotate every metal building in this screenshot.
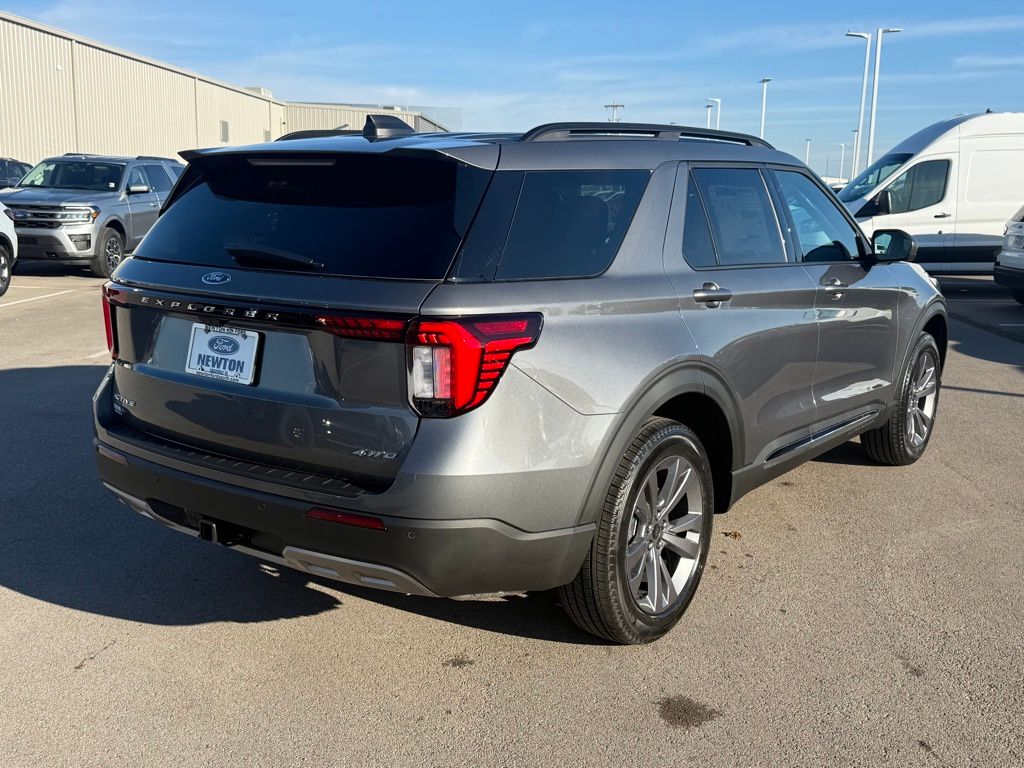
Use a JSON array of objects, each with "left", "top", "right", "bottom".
[{"left": 0, "top": 11, "right": 448, "bottom": 164}]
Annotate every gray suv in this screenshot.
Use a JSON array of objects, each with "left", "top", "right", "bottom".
[
  {"left": 0, "top": 154, "right": 183, "bottom": 277},
  {"left": 93, "top": 120, "right": 947, "bottom": 644}
]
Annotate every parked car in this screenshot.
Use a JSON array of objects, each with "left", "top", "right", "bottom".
[
  {"left": 93, "top": 118, "right": 947, "bottom": 644},
  {"left": 0, "top": 201, "right": 16, "bottom": 297},
  {"left": 0, "top": 157, "right": 31, "bottom": 188},
  {"left": 839, "top": 112, "right": 1024, "bottom": 275},
  {"left": 0, "top": 154, "right": 184, "bottom": 278},
  {"left": 994, "top": 204, "right": 1024, "bottom": 305}
]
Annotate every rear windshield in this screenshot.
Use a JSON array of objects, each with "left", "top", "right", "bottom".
[
  {"left": 135, "top": 154, "right": 491, "bottom": 280},
  {"left": 454, "top": 169, "right": 650, "bottom": 281}
]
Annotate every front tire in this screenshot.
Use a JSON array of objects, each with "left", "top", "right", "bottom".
[
  {"left": 861, "top": 333, "right": 941, "bottom": 466},
  {"left": 90, "top": 227, "right": 125, "bottom": 278},
  {"left": 559, "top": 418, "right": 714, "bottom": 644},
  {"left": 0, "top": 243, "right": 11, "bottom": 297}
]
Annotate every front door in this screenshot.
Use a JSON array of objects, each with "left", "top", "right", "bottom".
[
  {"left": 862, "top": 155, "right": 957, "bottom": 272},
  {"left": 768, "top": 168, "right": 901, "bottom": 428},
  {"left": 125, "top": 166, "right": 160, "bottom": 249}
]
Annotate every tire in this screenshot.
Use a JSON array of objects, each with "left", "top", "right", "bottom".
[
  {"left": 90, "top": 227, "right": 125, "bottom": 278},
  {"left": 0, "top": 243, "right": 11, "bottom": 297},
  {"left": 559, "top": 417, "right": 714, "bottom": 644},
  {"left": 1012, "top": 289, "right": 1024, "bottom": 306},
  {"left": 861, "top": 333, "right": 941, "bottom": 466}
]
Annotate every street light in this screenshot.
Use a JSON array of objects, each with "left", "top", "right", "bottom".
[
  {"left": 838, "top": 143, "right": 846, "bottom": 181},
  {"left": 759, "top": 78, "right": 772, "bottom": 139},
  {"left": 705, "top": 103, "right": 714, "bottom": 129},
  {"left": 846, "top": 31, "right": 872, "bottom": 177},
  {"left": 804, "top": 138, "right": 811, "bottom": 166},
  {"left": 866, "top": 27, "right": 903, "bottom": 166},
  {"left": 706, "top": 98, "right": 721, "bottom": 130}
]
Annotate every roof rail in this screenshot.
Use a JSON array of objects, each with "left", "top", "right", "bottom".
[
  {"left": 519, "top": 122, "right": 773, "bottom": 149},
  {"left": 62, "top": 152, "right": 102, "bottom": 157},
  {"left": 136, "top": 155, "right": 180, "bottom": 162}
]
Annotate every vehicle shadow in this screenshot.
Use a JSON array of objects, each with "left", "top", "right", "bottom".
[
  {"left": 811, "top": 439, "right": 878, "bottom": 467},
  {"left": 0, "top": 364, "right": 600, "bottom": 644}
]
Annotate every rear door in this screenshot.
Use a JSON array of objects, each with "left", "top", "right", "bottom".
[
  {"left": 768, "top": 167, "right": 900, "bottom": 427},
  {"left": 104, "top": 151, "right": 493, "bottom": 490},
  {"left": 125, "top": 165, "right": 160, "bottom": 247},
  {"left": 666, "top": 164, "right": 819, "bottom": 466}
]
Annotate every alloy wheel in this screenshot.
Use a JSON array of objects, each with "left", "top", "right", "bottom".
[
  {"left": 624, "top": 452, "right": 704, "bottom": 614},
  {"left": 105, "top": 235, "right": 123, "bottom": 272},
  {"left": 906, "top": 351, "right": 938, "bottom": 449}
]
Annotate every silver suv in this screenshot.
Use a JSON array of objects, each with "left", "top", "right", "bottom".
[
  {"left": 93, "top": 120, "right": 947, "bottom": 644},
  {"left": 0, "top": 154, "right": 183, "bottom": 277}
]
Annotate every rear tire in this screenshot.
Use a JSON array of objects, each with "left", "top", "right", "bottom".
[
  {"left": 0, "top": 243, "right": 11, "bottom": 297},
  {"left": 861, "top": 333, "right": 941, "bottom": 466},
  {"left": 1012, "top": 289, "right": 1024, "bottom": 306},
  {"left": 90, "top": 227, "right": 125, "bottom": 278},
  {"left": 559, "top": 417, "right": 714, "bottom": 644}
]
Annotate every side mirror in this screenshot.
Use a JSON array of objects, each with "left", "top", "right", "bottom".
[
  {"left": 872, "top": 188, "right": 892, "bottom": 216},
  {"left": 127, "top": 184, "right": 150, "bottom": 194},
  {"left": 870, "top": 229, "right": 918, "bottom": 263}
]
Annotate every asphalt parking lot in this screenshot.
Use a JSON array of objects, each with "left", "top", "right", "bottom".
[{"left": 1, "top": 264, "right": 1022, "bottom": 768}]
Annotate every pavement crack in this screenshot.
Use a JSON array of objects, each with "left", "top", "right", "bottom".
[{"left": 73, "top": 639, "right": 117, "bottom": 671}]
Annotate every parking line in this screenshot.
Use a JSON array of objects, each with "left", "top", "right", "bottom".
[
  {"left": 0, "top": 289, "right": 77, "bottom": 309},
  {"left": 86, "top": 349, "right": 111, "bottom": 359}
]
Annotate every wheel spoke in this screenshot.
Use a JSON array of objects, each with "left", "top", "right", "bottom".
[
  {"left": 661, "top": 464, "right": 696, "bottom": 518},
  {"left": 919, "top": 409, "right": 932, "bottom": 432},
  {"left": 662, "top": 532, "right": 700, "bottom": 560},
  {"left": 657, "top": 458, "right": 681, "bottom": 514},
  {"left": 658, "top": 556, "right": 678, "bottom": 609},
  {"left": 625, "top": 540, "right": 646, "bottom": 577},
  {"left": 666, "top": 513, "right": 702, "bottom": 535},
  {"left": 645, "top": 473, "right": 659, "bottom": 518},
  {"left": 645, "top": 549, "right": 660, "bottom": 608}
]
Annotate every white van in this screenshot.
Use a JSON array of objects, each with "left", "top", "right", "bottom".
[{"left": 839, "top": 112, "right": 1024, "bottom": 275}]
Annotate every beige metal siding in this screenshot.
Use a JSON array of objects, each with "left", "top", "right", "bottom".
[
  {"left": 196, "top": 81, "right": 274, "bottom": 147},
  {"left": 0, "top": 18, "right": 76, "bottom": 162},
  {"left": 284, "top": 103, "right": 416, "bottom": 133},
  {"left": 73, "top": 42, "right": 196, "bottom": 158}
]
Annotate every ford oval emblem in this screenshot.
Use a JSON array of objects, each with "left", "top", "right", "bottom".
[
  {"left": 207, "top": 335, "right": 240, "bottom": 355},
  {"left": 201, "top": 272, "right": 231, "bottom": 285}
]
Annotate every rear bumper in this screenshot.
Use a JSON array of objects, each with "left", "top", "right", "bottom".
[
  {"left": 96, "top": 442, "right": 594, "bottom": 597},
  {"left": 994, "top": 263, "right": 1024, "bottom": 291}
]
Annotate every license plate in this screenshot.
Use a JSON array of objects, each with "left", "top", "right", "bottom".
[{"left": 185, "top": 324, "right": 260, "bottom": 385}]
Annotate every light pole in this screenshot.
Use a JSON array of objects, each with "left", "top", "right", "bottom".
[
  {"left": 705, "top": 103, "right": 714, "bottom": 129},
  {"left": 759, "top": 78, "right": 771, "bottom": 139},
  {"left": 706, "top": 98, "right": 721, "bottom": 129},
  {"left": 846, "top": 31, "right": 872, "bottom": 177},
  {"left": 866, "top": 27, "right": 902, "bottom": 166},
  {"left": 804, "top": 138, "right": 811, "bottom": 166},
  {"left": 604, "top": 101, "right": 624, "bottom": 123},
  {"left": 838, "top": 143, "right": 846, "bottom": 181}
]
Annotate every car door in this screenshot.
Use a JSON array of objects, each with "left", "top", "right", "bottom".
[
  {"left": 141, "top": 163, "right": 175, "bottom": 208},
  {"left": 862, "top": 156, "right": 956, "bottom": 271},
  {"left": 124, "top": 165, "right": 160, "bottom": 248},
  {"left": 768, "top": 167, "right": 901, "bottom": 429},
  {"left": 665, "top": 164, "right": 819, "bottom": 467}
]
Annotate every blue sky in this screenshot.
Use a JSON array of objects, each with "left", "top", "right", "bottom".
[{"left": 8, "top": 1, "right": 1024, "bottom": 175}]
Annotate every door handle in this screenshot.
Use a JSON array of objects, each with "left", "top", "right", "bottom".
[
  {"left": 693, "top": 282, "right": 732, "bottom": 308},
  {"left": 933, "top": 212, "right": 951, "bottom": 219},
  {"left": 148, "top": 202, "right": 159, "bottom": 208},
  {"left": 822, "top": 277, "right": 846, "bottom": 300}
]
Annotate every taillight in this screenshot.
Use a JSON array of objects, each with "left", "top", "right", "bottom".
[
  {"left": 101, "top": 283, "right": 123, "bottom": 360},
  {"left": 305, "top": 508, "right": 386, "bottom": 531},
  {"left": 314, "top": 314, "right": 406, "bottom": 341},
  {"left": 407, "top": 314, "right": 542, "bottom": 417}
]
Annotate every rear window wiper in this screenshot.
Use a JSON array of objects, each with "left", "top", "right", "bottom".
[{"left": 225, "top": 244, "right": 325, "bottom": 271}]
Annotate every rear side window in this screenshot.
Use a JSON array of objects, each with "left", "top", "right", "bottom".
[
  {"left": 135, "top": 154, "right": 491, "bottom": 280},
  {"left": 494, "top": 170, "right": 649, "bottom": 280},
  {"left": 681, "top": 175, "right": 717, "bottom": 268},
  {"left": 691, "top": 168, "right": 786, "bottom": 266}
]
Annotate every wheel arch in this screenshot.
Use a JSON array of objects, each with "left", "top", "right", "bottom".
[
  {"left": 921, "top": 310, "right": 948, "bottom": 370},
  {"left": 102, "top": 218, "right": 127, "bottom": 239},
  {"left": 575, "top": 361, "right": 744, "bottom": 526}
]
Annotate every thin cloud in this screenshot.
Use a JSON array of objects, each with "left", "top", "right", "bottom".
[{"left": 954, "top": 54, "right": 1024, "bottom": 69}]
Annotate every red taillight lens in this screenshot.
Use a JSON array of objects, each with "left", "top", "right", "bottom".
[
  {"left": 101, "top": 283, "right": 122, "bottom": 360},
  {"left": 315, "top": 315, "right": 406, "bottom": 341},
  {"left": 305, "top": 508, "right": 387, "bottom": 531},
  {"left": 408, "top": 314, "right": 542, "bottom": 417}
]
